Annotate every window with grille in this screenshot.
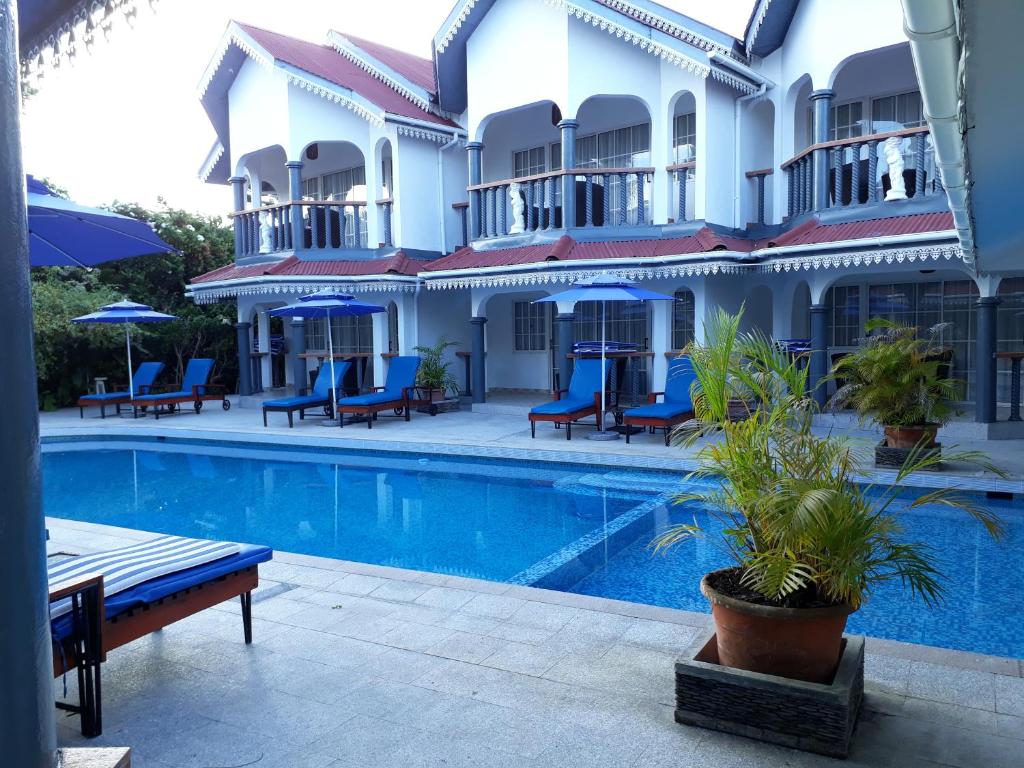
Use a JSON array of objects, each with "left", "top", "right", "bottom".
[
  {"left": 513, "top": 146, "right": 546, "bottom": 178},
  {"left": 300, "top": 177, "right": 320, "bottom": 200},
  {"left": 871, "top": 91, "right": 924, "bottom": 132},
  {"left": 575, "top": 123, "right": 651, "bottom": 225},
  {"left": 672, "top": 289, "right": 695, "bottom": 350},
  {"left": 829, "top": 285, "right": 861, "bottom": 347},
  {"left": 806, "top": 102, "right": 865, "bottom": 145},
  {"left": 304, "top": 316, "right": 373, "bottom": 353},
  {"left": 514, "top": 301, "right": 547, "bottom": 351},
  {"left": 321, "top": 167, "right": 366, "bottom": 201},
  {"left": 573, "top": 300, "right": 650, "bottom": 397},
  {"left": 673, "top": 113, "right": 696, "bottom": 161}
]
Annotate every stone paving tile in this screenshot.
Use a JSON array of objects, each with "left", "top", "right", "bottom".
[
  {"left": 479, "top": 640, "right": 567, "bottom": 676},
  {"left": 261, "top": 624, "right": 389, "bottom": 668},
  {"left": 438, "top": 611, "right": 503, "bottom": 634},
  {"left": 506, "top": 601, "right": 580, "bottom": 630},
  {"left": 459, "top": 592, "right": 528, "bottom": 619},
  {"left": 425, "top": 629, "right": 507, "bottom": 663},
  {"left": 355, "top": 646, "right": 451, "bottom": 684},
  {"left": 864, "top": 652, "right": 912, "bottom": 696},
  {"left": 907, "top": 660, "right": 997, "bottom": 710},
  {"left": 331, "top": 612, "right": 406, "bottom": 642},
  {"left": 385, "top": 601, "right": 453, "bottom": 626},
  {"left": 329, "top": 572, "right": 389, "bottom": 595},
  {"left": 487, "top": 620, "right": 557, "bottom": 645},
  {"left": 307, "top": 713, "right": 423, "bottom": 767},
  {"left": 369, "top": 578, "right": 432, "bottom": 602},
  {"left": 413, "top": 585, "right": 478, "bottom": 611},
  {"left": 379, "top": 621, "right": 455, "bottom": 652},
  {"left": 621, "top": 618, "right": 700, "bottom": 653},
  {"left": 995, "top": 673, "right": 1024, "bottom": 717}
]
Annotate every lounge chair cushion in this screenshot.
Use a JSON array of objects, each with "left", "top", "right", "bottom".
[
  {"left": 263, "top": 394, "right": 327, "bottom": 409},
  {"left": 79, "top": 362, "right": 165, "bottom": 402},
  {"left": 79, "top": 393, "right": 134, "bottom": 403},
  {"left": 134, "top": 358, "right": 215, "bottom": 402},
  {"left": 337, "top": 391, "right": 404, "bottom": 407},
  {"left": 265, "top": 361, "right": 350, "bottom": 409},
  {"left": 625, "top": 402, "right": 693, "bottom": 420},
  {"left": 566, "top": 358, "right": 607, "bottom": 402},
  {"left": 530, "top": 398, "right": 594, "bottom": 416},
  {"left": 663, "top": 356, "right": 697, "bottom": 406},
  {"left": 336, "top": 356, "right": 420, "bottom": 409}
]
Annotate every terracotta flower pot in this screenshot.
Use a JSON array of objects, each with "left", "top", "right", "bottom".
[
  {"left": 701, "top": 569, "right": 854, "bottom": 684},
  {"left": 883, "top": 424, "right": 938, "bottom": 450}
]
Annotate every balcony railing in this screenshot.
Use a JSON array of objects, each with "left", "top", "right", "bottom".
[
  {"left": 468, "top": 167, "right": 655, "bottom": 240},
  {"left": 782, "top": 126, "right": 936, "bottom": 218},
  {"left": 667, "top": 161, "right": 695, "bottom": 223},
  {"left": 231, "top": 200, "right": 368, "bottom": 258}
]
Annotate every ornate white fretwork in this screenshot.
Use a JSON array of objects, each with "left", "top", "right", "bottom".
[
  {"left": 328, "top": 33, "right": 433, "bottom": 112},
  {"left": 425, "top": 261, "right": 745, "bottom": 291},
  {"left": 436, "top": 0, "right": 481, "bottom": 53},
  {"left": 757, "top": 243, "right": 965, "bottom": 274},
  {"left": 394, "top": 124, "right": 462, "bottom": 144},
  {"left": 198, "top": 27, "right": 274, "bottom": 98},
  {"left": 744, "top": 0, "right": 773, "bottom": 57},
  {"left": 285, "top": 73, "right": 385, "bottom": 127},
  {"left": 198, "top": 141, "right": 225, "bottom": 183},
  {"left": 189, "top": 278, "right": 419, "bottom": 305},
  {"left": 598, "top": 0, "right": 740, "bottom": 60}
]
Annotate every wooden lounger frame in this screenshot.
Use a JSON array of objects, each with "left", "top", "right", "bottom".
[
  {"left": 77, "top": 396, "right": 133, "bottom": 419},
  {"left": 262, "top": 399, "right": 332, "bottom": 428},
  {"left": 51, "top": 564, "right": 259, "bottom": 737},
  {"left": 623, "top": 390, "right": 694, "bottom": 445},
  {"left": 528, "top": 391, "right": 604, "bottom": 440},
  {"left": 137, "top": 383, "right": 231, "bottom": 419},
  {"left": 336, "top": 386, "right": 415, "bottom": 429}
]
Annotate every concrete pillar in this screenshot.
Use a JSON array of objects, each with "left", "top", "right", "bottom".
[
  {"left": 0, "top": 4, "right": 58, "bottom": 763},
  {"left": 975, "top": 297, "right": 1000, "bottom": 423},
  {"left": 257, "top": 310, "right": 271, "bottom": 392},
  {"left": 466, "top": 142, "right": 484, "bottom": 240},
  {"left": 286, "top": 161, "right": 304, "bottom": 251},
  {"left": 558, "top": 120, "right": 579, "bottom": 228},
  {"left": 230, "top": 175, "right": 246, "bottom": 256},
  {"left": 809, "top": 89, "right": 834, "bottom": 212},
  {"left": 290, "top": 318, "right": 308, "bottom": 395},
  {"left": 236, "top": 322, "right": 253, "bottom": 397},
  {"left": 650, "top": 299, "right": 671, "bottom": 391},
  {"left": 470, "top": 316, "right": 487, "bottom": 403},
  {"left": 371, "top": 311, "right": 387, "bottom": 388},
  {"left": 556, "top": 312, "right": 575, "bottom": 392},
  {"left": 809, "top": 303, "right": 829, "bottom": 406}
]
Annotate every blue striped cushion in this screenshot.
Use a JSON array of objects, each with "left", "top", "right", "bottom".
[{"left": 48, "top": 535, "right": 240, "bottom": 620}]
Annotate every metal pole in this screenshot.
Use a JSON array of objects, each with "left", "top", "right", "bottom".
[
  {"left": 327, "top": 312, "right": 337, "bottom": 422},
  {"left": 0, "top": 0, "right": 58, "bottom": 763},
  {"left": 126, "top": 325, "right": 134, "bottom": 401},
  {"left": 600, "top": 300, "right": 606, "bottom": 432}
]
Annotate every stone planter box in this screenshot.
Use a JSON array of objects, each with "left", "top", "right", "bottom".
[
  {"left": 675, "top": 629, "right": 864, "bottom": 759},
  {"left": 416, "top": 398, "right": 460, "bottom": 415},
  {"left": 875, "top": 441, "right": 941, "bottom": 469}
]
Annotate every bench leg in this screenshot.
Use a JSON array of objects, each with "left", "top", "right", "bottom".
[
  {"left": 263, "top": 410, "right": 268, "bottom": 427},
  {"left": 566, "top": 421, "right": 572, "bottom": 440},
  {"left": 240, "top": 591, "right": 253, "bottom": 644},
  {"left": 626, "top": 422, "right": 631, "bottom": 444},
  {"left": 288, "top": 412, "right": 294, "bottom": 428},
  {"left": 530, "top": 420, "right": 535, "bottom": 439},
  {"left": 367, "top": 410, "right": 373, "bottom": 429}
]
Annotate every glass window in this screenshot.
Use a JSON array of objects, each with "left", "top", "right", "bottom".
[
  {"left": 300, "top": 177, "right": 320, "bottom": 201},
  {"left": 321, "top": 167, "right": 366, "bottom": 201},
  {"left": 672, "top": 289, "right": 695, "bottom": 350},
  {"left": 513, "top": 301, "right": 547, "bottom": 351},
  {"left": 513, "top": 146, "right": 546, "bottom": 178},
  {"left": 831, "top": 102, "right": 864, "bottom": 141},
  {"left": 549, "top": 142, "right": 562, "bottom": 172},
  {"left": 303, "top": 316, "right": 373, "bottom": 354},
  {"left": 574, "top": 123, "right": 651, "bottom": 225},
  {"left": 673, "top": 113, "right": 696, "bottom": 161},
  {"left": 872, "top": 91, "right": 924, "bottom": 132},
  {"left": 573, "top": 300, "right": 651, "bottom": 397},
  {"left": 829, "top": 285, "right": 861, "bottom": 347},
  {"left": 996, "top": 278, "right": 1024, "bottom": 404}
]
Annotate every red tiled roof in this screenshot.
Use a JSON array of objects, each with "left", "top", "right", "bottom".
[
  {"left": 191, "top": 253, "right": 425, "bottom": 284},
  {"left": 338, "top": 33, "right": 437, "bottom": 93},
  {"left": 236, "top": 23, "right": 456, "bottom": 128},
  {"left": 755, "top": 212, "right": 955, "bottom": 249}
]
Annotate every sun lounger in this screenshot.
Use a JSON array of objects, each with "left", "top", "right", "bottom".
[
  {"left": 262, "top": 361, "right": 351, "bottom": 427},
  {"left": 528, "top": 358, "right": 610, "bottom": 440},
  {"left": 133, "top": 358, "right": 230, "bottom": 419},
  {"left": 623, "top": 355, "right": 696, "bottom": 445},
  {"left": 76, "top": 361, "right": 164, "bottom": 418},
  {"left": 335, "top": 355, "right": 420, "bottom": 429},
  {"left": 49, "top": 534, "right": 273, "bottom": 737}
]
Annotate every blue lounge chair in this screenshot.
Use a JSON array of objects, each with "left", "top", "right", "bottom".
[
  {"left": 262, "top": 361, "right": 351, "bottom": 427},
  {"left": 623, "top": 355, "right": 696, "bottom": 445},
  {"left": 48, "top": 535, "right": 273, "bottom": 736},
  {"left": 336, "top": 355, "right": 421, "bottom": 429},
  {"left": 76, "top": 361, "right": 164, "bottom": 418},
  {"left": 529, "top": 358, "right": 611, "bottom": 440},
  {"left": 133, "top": 358, "right": 229, "bottom": 419}
]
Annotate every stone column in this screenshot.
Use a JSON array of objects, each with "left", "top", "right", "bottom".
[
  {"left": 257, "top": 310, "right": 271, "bottom": 392},
  {"left": 286, "top": 161, "right": 304, "bottom": 251},
  {"left": 809, "top": 89, "right": 834, "bottom": 212},
  {"left": 558, "top": 119, "right": 579, "bottom": 229},
  {"left": 236, "top": 322, "right": 253, "bottom": 397},
  {"left": 290, "top": 318, "right": 308, "bottom": 395},
  {"left": 230, "top": 175, "right": 246, "bottom": 256},
  {"left": 466, "top": 142, "right": 484, "bottom": 240},
  {"left": 808, "top": 303, "right": 829, "bottom": 406},
  {"left": 975, "top": 297, "right": 1001, "bottom": 423},
  {"left": 0, "top": 4, "right": 58, "bottom": 764},
  {"left": 556, "top": 312, "right": 575, "bottom": 392},
  {"left": 470, "top": 316, "right": 487, "bottom": 403}
]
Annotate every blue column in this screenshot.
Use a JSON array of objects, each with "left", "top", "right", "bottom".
[
  {"left": 558, "top": 119, "right": 579, "bottom": 229},
  {"left": 290, "top": 318, "right": 308, "bottom": 395},
  {"left": 466, "top": 142, "right": 484, "bottom": 241},
  {"left": 230, "top": 175, "right": 246, "bottom": 257},
  {"left": 975, "top": 297, "right": 1000, "bottom": 423},
  {"left": 809, "top": 303, "right": 829, "bottom": 406},
  {"left": 809, "top": 89, "right": 834, "bottom": 212},
  {"left": 286, "top": 160, "right": 304, "bottom": 252},
  {"left": 236, "top": 322, "right": 253, "bottom": 397},
  {"left": 470, "top": 316, "right": 487, "bottom": 404},
  {"left": 556, "top": 311, "right": 575, "bottom": 392},
  {"left": 0, "top": 6, "right": 57, "bottom": 764}
]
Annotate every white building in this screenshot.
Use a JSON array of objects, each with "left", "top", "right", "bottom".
[{"left": 187, "top": 0, "right": 1022, "bottom": 428}]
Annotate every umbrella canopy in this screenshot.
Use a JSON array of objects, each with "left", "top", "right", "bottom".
[
  {"left": 537, "top": 274, "right": 673, "bottom": 440},
  {"left": 27, "top": 175, "right": 177, "bottom": 268},
  {"left": 73, "top": 301, "right": 177, "bottom": 403},
  {"left": 269, "top": 292, "right": 386, "bottom": 420}
]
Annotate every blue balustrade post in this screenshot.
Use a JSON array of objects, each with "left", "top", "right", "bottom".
[
  {"left": 786, "top": 167, "right": 794, "bottom": 217},
  {"left": 833, "top": 148, "right": 842, "bottom": 207},
  {"left": 526, "top": 182, "right": 535, "bottom": 231},
  {"left": 915, "top": 133, "right": 927, "bottom": 196},
  {"left": 584, "top": 175, "right": 593, "bottom": 226},
  {"left": 286, "top": 161, "right": 303, "bottom": 252},
  {"left": 602, "top": 173, "right": 611, "bottom": 226},
  {"left": 470, "top": 316, "right": 487, "bottom": 404},
  {"left": 466, "top": 142, "right": 484, "bottom": 240},
  {"left": 802, "top": 157, "right": 812, "bottom": 212},
  {"left": 558, "top": 119, "right": 579, "bottom": 228},
  {"left": 809, "top": 303, "right": 829, "bottom": 406},
  {"left": 290, "top": 318, "right": 308, "bottom": 395},
  {"left": 976, "top": 297, "right": 1000, "bottom": 423},
  {"left": 756, "top": 173, "right": 766, "bottom": 224},
  {"left": 809, "top": 89, "right": 834, "bottom": 212},
  {"left": 236, "top": 322, "right": 253, "bottom": 397},
  {"left": 556, "top": 312, "right": 575, "bottom": 393},
  {"left": 850, "top": 144, "right": 861, "bottom": 206},
  {"left": 497, "top": 186, "right": 507, "bottom": 236},
  {"left": 546, "top": 177, "right": 556, "bottom": 230},
  {"left": 382, "top": 201, "right": 393, "bottom": 246},
  {"left": 618, "top": 173, "right": 627, "bottom": 226},
  {"left": 636, "top": 171, "right": 646, "bottom": 224},
  {"left": 867, "top": 141, "right": 879, "bottom": 203},
  {"left": 230, "top": 175, "right": 246, "bottom": 257},
  {"left": 678, "top": 170, "right": 687, "bottom": 221}
]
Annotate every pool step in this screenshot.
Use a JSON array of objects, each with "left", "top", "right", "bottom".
[{"left": 553, "top": 471, "right": 687, "bottom": 502}]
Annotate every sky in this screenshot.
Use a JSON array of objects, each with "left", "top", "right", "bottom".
[{"left": 21, "top": 0, "right": 753, "bottom": 218}]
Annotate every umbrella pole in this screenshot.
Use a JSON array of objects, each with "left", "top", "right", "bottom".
[
  {"left": 328, "top": 315, "right": 338, "bottom": 424},
  {"left": 126, "top": 325, "right": 135, "bottom": 416},
  {"left": 587, "top": 298, "right": 619, "bottom": 441}
]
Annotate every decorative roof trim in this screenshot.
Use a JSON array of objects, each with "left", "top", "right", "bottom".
[
  {"left": 394, "top": 123, "right": 461, "bottom": 144},
  {"left": 327, "top": 32, "right": 433, "bottom": 112},
  {"left": 283, "top": 68, "right": 386, "bottom": 127},
  {"left": 709, "top": 67, "right": 757, "bottom": 95},
  {"left": 597, "top": 0, "right": 740, "bottom": 59},
  {"left": 757, "top": 242, "right": 966, "bottom": 274},
  {"left": 198, "top": 140, "right": 225, "bottom": 182},
  {"left": 436, "top": 0, "right": 480, "bottom": 54},
  {"left": 745, "top": 0, "right": 772, "bottom": 57},
  {"left": 198, "top": 25, "right": 274, "bottom": 98},
  {"left": 187, "top": 275, "right": 419, "bottom": 304}
]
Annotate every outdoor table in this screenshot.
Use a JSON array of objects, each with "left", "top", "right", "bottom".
[
  {"left": 569, "top": 350, "right": 653, "bottom": 430},
  {"left": 300, "top": 351, "right": 371, "bottom": 392},
  {"left": 994, "top": 352, "right": 1024, "bottom": 421}
]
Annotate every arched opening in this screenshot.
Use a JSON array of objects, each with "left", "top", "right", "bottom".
[
  {"left": 572, "top": 296, "right": 652, "bottom": 399},
  {"left": 479, "top": 100, "right": 562, "bottom": 182},
  {"left": 743, "top": 99, "right": 775, "bottom": 224},
  {"left": 741, "top": 285, "right": 773, "bottom": 338},
  {"left": 304, "top": 310, "right": 374, "bottom": 395},
  {"left": 236, "top": 145, "right": 287, "bottom": 206},
  {"left": 479, "top": 290, "right": 554, "bottom": 395},
  {"left": 787, "top": 76, "right": 814, "bottom": 152},
  {"left": 791, "top": 281, "right": 811, "bottom": 339},
  {"left": 387, "top": 301, "right": 399, "bottom": 354},
  {"left": 297, "top": 140, "right": 368, "bottom": 248},
  {"left": 671, "top": 287, "right": 696, "bottom": 351},
  {"left": 668, "top": 90, "right": 696, "bottom": 222}
]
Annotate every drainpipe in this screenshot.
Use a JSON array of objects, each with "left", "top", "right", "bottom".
[
  {"left": 900, "top": 0, "right": 974, "bottom": 269},
  {"left": 437, "top": 133, "right": 461, "bottom": 252}
]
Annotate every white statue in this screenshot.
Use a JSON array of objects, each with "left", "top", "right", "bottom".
[
  {"left": 258, "top": 211, "right": 274, "bottom": 253},
  {"left": 509, "top": 182, "right": 525, "bottom": 234},
  {"left": 883, "top": 136, "right": 907, "bottom": 201}
]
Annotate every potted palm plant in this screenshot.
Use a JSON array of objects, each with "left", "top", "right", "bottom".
[
  {"left": 413, "top": 338, "right": 460, "bottom": 410},
  {"left": 657, "top": 308, "right": 1002, "bottom": 684},
  {"left": 828, "top": 318, "right": 958, "bottom": 460}
]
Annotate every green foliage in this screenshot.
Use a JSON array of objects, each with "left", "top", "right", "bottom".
[
  {"left": 31, "top": 197, "right": 237, "bottom": 408},
  {"left": 828, "top": 318, "right": 960, "bottom": 428},
  {"left": 412, "top": 337, "right": 460, "bottom": 395},
  {"left": 652, "top": 307, "right": 1004, "bottom": 610}
]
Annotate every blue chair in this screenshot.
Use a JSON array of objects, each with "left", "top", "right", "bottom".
[
  {"left": 336, "top": 355, "right": 421, "bottom": 429},
  {"left": 133, "top": 358, "right": 229, "bottom": 419},
  {"left": 77, "top": 361, "right": 164, "bottom": 418},
  {"left": 528, "top": 358, "right": 611, "bottom": 440},
  {"left": 624, "top": 355, "right": 696, "bottom": 445},
  {"left": 262, "top": 361, "right": 351, "bottom": 427}
]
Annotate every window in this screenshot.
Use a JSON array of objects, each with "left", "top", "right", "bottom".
[
  {"left": 549, "top": 142, "right": 562, "bottom": 172},
  {"left": 514, "top": 301, "right": 547, "bottom": 351},
  {"left": 806, "top": 102, "right": 864, "bottom": 145},
  {"left": 304, "top": 315, "right": 373, "bottom": 354},
  {"left": 301, "top": 177, "right": 320, "bottom": 200},
  {"left": 829, "top": 285, "right": 861, "bottom": 347},
  {"left": 673, "top": 113, "right": 696, "bottom": 161},
  {"left": 513, "top": 146, "right": 546, "bottom": 178},
  {"left": 321, "top": 167, "right": 366, "bottom": 201},
  {"left": 672, "top": 289, "right": 695, "bottom": 350},
  {"left": 573, "top": 300, "right": 651, "bottom": 398},
  {"left": 872, "top": 91, "right": 924, "bottom": 132},
  {"left": 575, "top": 123, "right": 651, "bottom": 225}
]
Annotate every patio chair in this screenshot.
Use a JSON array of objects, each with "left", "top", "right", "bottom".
[
  {"left": 49, "top": 534, "right": 273, "bottom": 737},
  {"left": 623, "top": 355, "right": 696, "bottom": 445},
  {"left": 76, "top": 361, "right": 164, "bottom": 418},
  {"left": 335, "top": 355, "right": 420, "bottom": 429},
  {"left": 528, "top": 358, "right": 611, "bottom": 440},
  {"left": 133, "top": 358, "right": 230, "bottom": 419},
  {"left": 262, "top": 361, "right": 351, "bottom": 427}
]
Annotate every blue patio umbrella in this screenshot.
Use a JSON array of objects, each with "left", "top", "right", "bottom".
[
  {"left": 27, "top": 175, "right": 177, "bottom": 267},
  {"left": 72, "top": 300, "right": 176, "bottom": 405},
  {"left": 536, "top": 274, "right": 674, "bottom": 440},
  {"left": 270, "top": 292, "right": 386, "bottom": 422}
]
